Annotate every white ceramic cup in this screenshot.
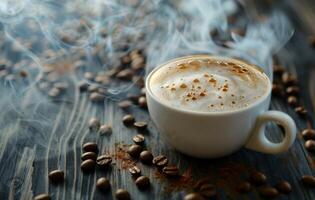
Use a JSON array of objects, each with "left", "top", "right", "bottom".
[{"left": 145, "top": 55, "right": 296, "bottom": 158}]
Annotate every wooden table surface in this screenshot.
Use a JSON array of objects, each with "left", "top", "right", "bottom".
[{"left": 0, "top": 0, "right": 315, "bottom": 199}]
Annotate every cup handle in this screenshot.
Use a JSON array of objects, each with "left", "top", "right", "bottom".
[{"left": 245, "top": 110, "right": 296, "bottom": 154}]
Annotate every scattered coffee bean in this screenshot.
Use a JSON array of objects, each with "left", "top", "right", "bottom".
[
  {"left": 152, "top": 155, "right": 168, "bottom": 168},
  {"left": 140, "top": 87, "right": 146, "bottom": 95},
  {"left": 99, "top": 124, "right": 112, "bottom": 135},
  {"left": 138, "top": 96, "right": 147, "bottom": 108},
  {"left": 88, "top": 117, "right": 101, "bottom": 131},
  {"left": 34, "top": 193, "right": 51, "bottom": 200},
  {"left": 140, "top": 150, "right": 153, "bottom": 164},
  {"left": 287, "top": 96, "right": 298, "bottom": 106},
  {"left": 19, "top": 70, "right": 28, "bottom": 77},
  {"left": 286, "top": 86, "right": 300, "bottom": 95},
  {"left": 134, "top": 121, "right": 147, "bottom": 129},
  {"left": 295, "top": 106, "right": 308, "bottom": 116},
  {"left": 200, "top": 184, "right": 216, "bottom": 198},
  {"left": 131, "top": 57, "right": 145, "bottom": 70},
  {"left": 135, "top": 176, "right": 150, "bottom": 190},
  {"left": 236, "top": 181, "right": 252, "bottom": 193},
  {"left": 276, "top": 180, "right": 292, "bottom": 194},
  {"left": 282, "top": 72, "right": 297, "bottom": 86},
  {"left": 97, "top": 88, "right": 107, "bottom": 94},
  {"left": 83, "top": 142, "right": 98, "bottom": 152},
  {"left": 115, "top": 189, "right": 130, "bottom": 200},
  {"left": 127, "top": 144, "right": 142, "bottom": 158},
  {"left": 88, "top": 84, "right": 99, "bottom": 92},
  {"left": 133, "top": 134, "right": 145, "bottom": 145},
  {"left": 81, "top": 159, "right": 96, "bottom": 172},
  {"left": 249, "top": 171, "right": 267, "bottom": 185},
  {"left": 162, "top": 166, "right": 179, "bottom": 177},
  {"left": 272, "top": 84, "right": 283, "bottom": 96},
  {"left": 184, "top": 193, "right": 204, "bottom": 200},
  {"left": 48, "top": 169, "right": 64, "bottom": 183},
  {"left": 90, "top": 92, "right": 104, "bottom": 102},
  {"left": 48, "top": 87, "right": 60, "bottom": 97},
  {"left": 122, "top": 114, "right": 135, "bottom": 125},
  {"left": 129, "top": 166, "right": 141, "bottom": 177},
  {"left": 78, "top": 81, "right": 89, "bottom": 91},
  {"left": 116, "top": 69, "right": 133, "bottom": 80},
  {"left": 273, "top": 65, "right": 285, "bottom": 75},
  {"left": 301, "top": 175, "right": 315, "bottom": 187},
  {"left": 259, "top": 186, "right": 279, "bottom": 198},
  {"left": 305, "top": 140, "right": 315, "bottom": 151},
  {"left": 84, "top": 72, "right": 95, "bottom": 80},
  {"left": 96, "top": 177, "right": 110, "bottom": 191},
  {"left": 81, "top": 152, "right": 97, "bottom": 161},
  {"left": 54, "top": 82, "right": 68, "bottom": 91},
  {"left": 118, "top": 100, "right": 132, "bottom": 109},
  {"left": 302, "top": 129, "right": 315, "bottom": 140},
  {"left": 96, "top": 154, "right": 112, "bottom": 168}
]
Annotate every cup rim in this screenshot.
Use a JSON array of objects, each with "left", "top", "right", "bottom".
[{"left": 145, "top": 54, "right": 272, "bottom": 116}]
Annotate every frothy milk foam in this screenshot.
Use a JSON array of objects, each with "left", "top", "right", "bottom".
[{"left": 149, "top": 56, "right": 270, "bottom": 112}]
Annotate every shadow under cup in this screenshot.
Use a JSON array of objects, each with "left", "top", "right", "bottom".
[{"left": 145, "top": 55, "right": 296, "bottom": 158}]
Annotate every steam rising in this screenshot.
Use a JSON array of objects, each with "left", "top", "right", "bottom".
[{"left": 0, "top": 0, "right": 294, "bottom": 197}]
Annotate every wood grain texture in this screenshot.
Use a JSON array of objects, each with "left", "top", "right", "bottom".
[{"left": 1, "top": 1, "right": 315, "bottom": 200}]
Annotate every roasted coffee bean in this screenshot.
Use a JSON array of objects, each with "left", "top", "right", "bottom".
[
  {"left": 131, "top": 57, "right": 145, "bottom": 70},
  {"left": 295, "top": 106, "right": 308, "bottom": 116},
  {"left": 272, "top": 84, "right": 282, "bottom": 96},
  {"left": 48, "top": 87, "right": 60, "bottom": 97},
  {"left": 84, "top": 72, "right": 95, "bottom": 80},
  {"left": 135, "top": 176, "right": 150, "bottom": 190},
  {"left": 99, "top": 124, "right": 112, "bottom": 135},
  {"left": 305, "top": 140, "right": 315, "bottom": 151},
  {"left": 162, "top": 166, "right": 179, "bottom": 177},
  {"left": 116, "top": 69, "right": 133, "bottom": 80},
  {"left": 96, "top": 154, "right": 112, "bottom": 168},
  {"left": 276, "top": 180, "right": 292, "bottom": 194},
  {"left": 287, "top": 96, "right": 298, "bottom": 106},
  {"left": 95, "top": 75, "right": 110, "bottom": 85},
  {"left": 236, "top": 181, "right": 252, "bottom": 193},
  {"left": 48, "top": 170, "right": 64, "bottom": 183},
  {"left": 138, "top": 96, "right": 147, "bottom": 108},
  {"left": 302, "top": 129, "right": 315, "bottom": 140},
  {"left": 81, "top": 152, "right": 97, "bottom": 161},
  {"left": 97, "top": 88, "right": 107, "bottom": 94},
  {"left": 127, "top": 144, "right": 142, "bottom": 158},
  {"left": 259, "top": 186, "right": 279, "bottom": 198},
  {"left": 19, "top": 70, "right": 28, "bottom": 77},
  {"left": 249, "top": 171, "right": 267, "bottom": 185},
  {"left": 88, "top": 118, "right": 101, "bottom": 131},
  {"left": 200, "top": 184, "right": 216, "bottom": 198},
  {"left": 273, "top": 65, "right": 285, "bottom": 75},
  {"left": 140, "top": 150, "right": 153, "bottom": 164},
  {"left": 301, "top": 175, "right": 315, "bottom": 187},
  {"left": 184, "top": 193, "right": 204, "bottom": 200},
  {"left": 78, "top": 81, "right": 89, "bottom": 91},
  {"left": 134, "top": 121, "right": 147, "bottom": 129},
  {"left": 96, "top": 177, "right": 110, "bottom": 191},
  {"left": 118, "top": 100, "right": 132, "bottom": 109},
  {"left": 133, "top": 134, "right": 145, "bottom": 144},
  {"left": 115, "top": 189, "right": 130, "bottom": 200},
  {"left": 90, "top": 92, "right": 104, "bottom": 102},
  {"left": 140, "top": 87, "right": 146, "bottom": 95},
  {"left": 122, "top": 114, "right": 135, "bottom": 125},
  {"left": 129, "top": 166, "right": 141, "bottom": 177},
  {"left": 54, "top": 82, "right": 68, "bottom": 91},
  {"left": 81, "top": 159, "right": 96, "bottom": 172},
  {"left": 286, "top": 86, "right": 300, "bottom": 95},
  {"left": 152, "top": 155, "right": 168, "bottom": 168},
  {"left": 282, "top": 72, "right": 297, "bottom": 86},
  {"left": 34, "top": 193, "right": 51, "bottom": 200},
  {"left": 83, "top": 142, "right": 98, "bottom": 152},
  {"left": 88, "top": 84, "right": 99, "bottom": 92}
]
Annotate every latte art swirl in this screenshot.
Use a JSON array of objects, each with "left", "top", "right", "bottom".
[{"left": 149, "top": 56, "right": 269, "bottom": 112}]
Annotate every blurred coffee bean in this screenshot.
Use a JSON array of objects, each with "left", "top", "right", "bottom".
[
  {"left": 286, "top": 86, "right": 300, "bottom": 95},
  {"left": 135, "top": 176, "right": 150, "bottom": 190},
  {"left": 140, "top": 87, "right": 146, "bottom": 95},
  {"left": 81, "top": 152, "right": 97, "bottom": 161},
  {"left": 83, "top": 142, "right": 98, "bottom": 152},
  {"left": 301, "top": 175, "right": 315, "bottom": 187},
  {"left": 88, "top": 84, "right": 99, "bottom": 92},
  {"left": 140, "top": 150, "right": 153, "bottom": 164},
  {"left": 128, "top": 166, "right": 141, "bottom": 177},
  {"left": 48, "top": 87, "right": 60, "bottom": 97},
  {"left": 99, "top": 124, "right": 112, "bottom": 135},
  {"left": 118, "top": 100, "right": 132, "bottom": 109},
  {"left": 287, "top": 96, "right": 298, "bottom": 106},
  {"left": 90, "top": 92, "right": 104, "bottom": 102},
  {"left": 89, "top": 117, "right": 101, "bottom": 131},
  {"left": 116, "top": 69, "right": 133, "bottom": 80},
  {"left": 48, "top": 170, "right": 64, "bottom": 183},
  {"left": 122, "top": 114, "right": 135, "bottom": 125},
  {"left": 138, "top": 96, "right": 147, "bottom": 108},
  {"left": 249, "top": 171, "right": 267, "bottom": 185},
  {"left": 115, "top": 189, "right": 130, "bottom": 200},
  {"left": 276, "top": 180, "right": 292, "bottom": 194},
  {"left": 134, "top": 121, "right": 147, "bottom": 129},
  {"left": 305, "top": 140, "right": 315, "bottom": 151},
  {"left": 78, "top": 81, "right": 89, "bottom": 91},
  {"left": 84, "top": 72, "right": 95, "bottom": 80},
  {"left": 236, "top": 181, "right": 252, "bottom": 193},
  {"left": 272, "top": 84, "right": 283, "bottom": 96},
  {"left": 34, "top": 194, "right": 51, "bottom": 200},
  {"left": 273, "top": 65, "right": 285, "bottom": 75},
  {"left": 259, "top": 186, "right": 279, "bottom": 198},
  {"left": 133, "top": 134, "right": 145, "bottom": 145},
  {"left": 54, "top": 82, "right": 68, "bottom": 91},
  {"left": 184, "top": 193, "right": 204, "bottom": 200},
  {"left": 282, "top": 72, "right": 297, "bottom": 86},
  {"left": 96, "top": 177, "right": 110, "bottom": 191},
  {"left": 295, "top": 106, "right": 308, "bottom": 116},
  {"left": 127, "top": 144, "right": 142, "bottom": 158},
  {"left": 162, "top": 166, "right": 179, "bottom": 177},
  {"left": 302, "top": 129, "right": 315, "bottom": 140},
  {"left": 81, "top": 159, "right": 95, "bottom": 172}
]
